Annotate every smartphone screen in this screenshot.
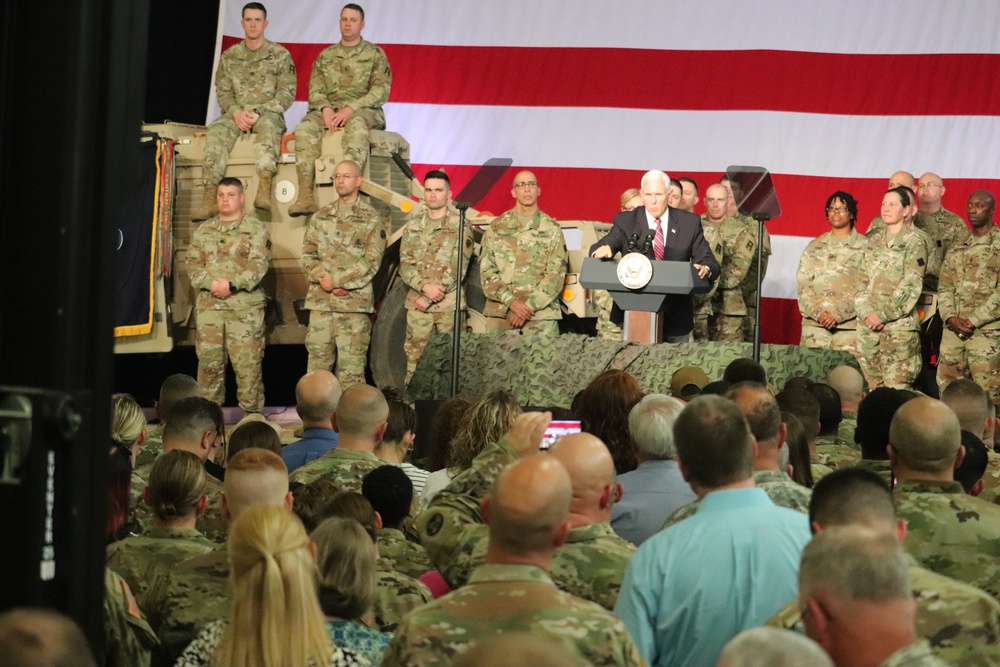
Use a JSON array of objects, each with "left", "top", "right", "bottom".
[{"left": 541, "top": 420, "right": 582, "bottom": 449}]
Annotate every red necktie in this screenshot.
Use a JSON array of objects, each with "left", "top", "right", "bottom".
[{"left": 653, "top": 219, "right": 665, "bottom": 260}]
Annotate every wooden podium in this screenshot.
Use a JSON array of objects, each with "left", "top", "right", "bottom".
[{"left": 580, "top": 256, "right": 711, "bottom": 344}]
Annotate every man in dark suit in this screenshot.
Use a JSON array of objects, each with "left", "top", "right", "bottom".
[{"left": 590, "top": 170, "right": 718, "bottom": 342}]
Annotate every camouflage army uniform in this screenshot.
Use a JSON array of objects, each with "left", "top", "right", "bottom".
[
  {"left": 142, "top": 548, "right": 230, "bottom": 667},
  {"left": 838, "top": 410, "right": 858, "bottom": 446},
  {"left": 879, "top": 640, "right": 950, "bottom": 667},
  {"left": 594, "top": 288, "right": 622, "bottom": 339},
  {"left": 978, "top": 451, "right": 1000, "bottom": 506},
  {"left": 692, "top": 219, "right": 724, "bottom": 341},
  {"left": 936, "top": 225, "right": 1000, "bottom": 402},
  {"left": 106, "top": 526, "right": 217, "bottom": 598},
  {"left": 416, "top": 439, "right": 635, "bottom": 611},
  {"left": 479, "top": 209, "right": 567, "bottom": 336},
  {"left": 187, "top": 213, "right": 271, "bottom": 412},
  {"left": 380, "top": 563, "right": 644, "bottom": 667},
  {"left": 104, "top": 568, "right": 158, "bottom": 667},
  {"left": 868, "top": 215, "right": 945, "bottom": 292},
  {"left": 377, "top": 527, "right": 432, "bottom": 579},
  {"left": 398, "top": 206, "right": 474, "bottom": 383},
  {"left": 661, "top": 469, "right": 810, "bottom": 529},
  {"left": 294, "top": 39, "right": 391, "bottom": 171},
  {"left": 894, "top": 480, "right": 1000, "bottom": 599},
  {"left": 135, "top": 425, "right": 163, "bottom": 469},
  {"left": 855, "top": 226, "right": 927, "bottom": 389},
  {"left": 701, "top": 215, "right": 755, "bottom": 342},
  {"left": 814, "top": 433, "right": 862, "bottom": 471},
  {"left": 203, "top": 39, "right": 296, "bottom": 186},
  {"left": 797, "top": 229, "right": 866, "bottom": 351},
  {"left": 301, "top": 198, "right": 386, "bottom": 387},
  {"left": 288, "top": 447, "right": 382, "bottom": 487},
  {"left": 739, "top": 214, "right": 771, "bottom": 342},
  {"left": 129, "top": 463, "right": 226, "bottom": 542},
  {"left": 374, "top": 562, "right": 433, "bottom": 633},
  {"left": 767, "top": 558, "right": 1000, "bottom": 664},
  {"left": 855, "top": 458, "right": 894, "bottom": 485}
]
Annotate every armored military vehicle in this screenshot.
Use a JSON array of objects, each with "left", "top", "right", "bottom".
[{"left": 115, "top": 123, "right": 608, "bottom": 389}]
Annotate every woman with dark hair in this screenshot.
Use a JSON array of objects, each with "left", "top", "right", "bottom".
[
  {"left": 414, "top": 396, "right": 472, "bottom": 473},
  {"left": 107, "top": 440, "right": 137, "bottom": 543},
  {"left": 796, "top": 190, "right": 866, "bottom": 352},
  {"left": 573, "top": 370, "right": 645, "bottom": 474},
  {"left": 782, "top": 411, "right": 814, "bottom": 489}
]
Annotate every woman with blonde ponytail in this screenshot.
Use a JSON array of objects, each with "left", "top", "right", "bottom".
[{"left": 175, "top": 504, "right": 369, "bottom": 667}]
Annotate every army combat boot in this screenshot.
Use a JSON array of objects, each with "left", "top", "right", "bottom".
[
  {"left": 288, "top": 173, "right": 318, "bottom": 217},
  {"left": 191, "top": 181, "right": 218, "bottom": 222},
  {"left": 253, "top": 172, "right": 273, "bottom": 212}
]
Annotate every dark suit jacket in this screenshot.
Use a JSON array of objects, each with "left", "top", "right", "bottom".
[{"left": 589, "top": 206, "right": 719, "bottom": 337}]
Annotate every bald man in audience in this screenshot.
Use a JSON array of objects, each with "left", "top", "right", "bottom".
[
  {"left": 615, "top": 396, "right": 810, "bottom": 667},
  {"left": 941, "top": 379, "right": 1000, "bottom": 503},
  {"left": 142, "top": 449, "right": 293, "bottom": 666},
  {"left": 135, "top": 373, "right": 201, "bottom": 468},
  {"left": 767, "top": 467, "right": 1000, "bottom": 663},
  {"left": 826, "top": 365, "right": 864, "bottom": 445},
  {"left": 799, "top": 527, "right": 948, "bottom": 667},
  {"left": 889, "top": 396, "right": 1000, "bottom": 599},
  {"left": 662, "top": 382, "right": 811, "bottom": 529},
  {"left": 282, "top": 370, "right": 343, "bottom": 473},
  {"left": 717, "top": 628, "right": 832, "bottom": 667},
  {"left": 384, "top": 414, "right": 643, "bottom": 667},
  {"left": 417, "top": 416, "right": 636, "bottom": 611},
  {"left": 288, "top": 383, "right": 387, "bottom": 487},
  {"left": 611, "top": 394, "right": 695, "bottom": 545},
  {"left": 0, "top": 608, "right": 98, "bottom": 667}
]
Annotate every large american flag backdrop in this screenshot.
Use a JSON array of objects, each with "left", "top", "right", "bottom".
[{"left": 212, "top": 0, "right": 1000, "bottom": 345}]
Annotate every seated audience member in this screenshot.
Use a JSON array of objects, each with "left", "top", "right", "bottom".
[
  {"left": 418, "top": 419, "right": 635, "bottom": 611},
  {"left": 782, "top": 412, "right": 814, "bottom": 488},
  {"left": 107, "top": 451, "right": 216, "bottom": 597},
  {"left": 853, "top": 387, "right": 913, "bottom": 482},
  {"left": 889, "top": 396, "right": 1000, "bottom": 599},
  {"left": 174, "top": 505, "right": 367, "bottom": 667},
  {"left": 940, "top": 378, "right": 1000, "bottom": 502},
  {"left": 574, "top": 369, "right": 645, "bottom": 474},
  {"left": 312, "top": 517, "right": 392, "bottom": 665},
  {"left": 782, "top": 375, "right": 814, "bottom": 395},
  {"left": 956, "top": 430, "right": 989, "bottom": 496},
  {"left": 292, "top": 479, "right": 341, "bottom": 532},
  {"left": 107, "top": 439, "right": 138, "bottom": 542},
  {"left": 722, "top": 358, "right": 767, "bottom": 386},
  {"left": 412, "top": 395, "right": 472, "bottom": 473},
  {"left": 375, "top": 387, "right": 429, "bottom": 496},
  {"left": 103, "top": 568, "right": 159, "bottom": 667},
  {"left": 113, "top": 393, "right": 148, "bottom": 467},
  {"left": 810, "top": 382, "right": 860, "bottom": 470},
  {"left": 799, "top": 527, "right": 948, "bottom": 667},
  {"left": 421, "top": 390, "right": 521, "bottom": 504},
  {"left": 700, "top": 380, "right": 732, "bottom": 396},
  {"left": 143, "top": 449, "right": 293, "bottom": 666},
  {"left": 282, "top": 370, "right": 342, "bottom": 473},
  {"left": 768, "top": 467, "right": 1000, "bottom": 663},
  {"left": 716, "top": 627, "right": 832, "bottom": 667},
  {"left": 826, "top": 365, "right": 864, "bottom": 445},
  {"left": 290, "top": 384, "right": 388, "bottom": 488},
  {"left": 362, "top": 465, "right": 431, "bottom": 578},
  {"left": 136, "top": 373, "right": 201, "bottom": 469},
  {"left": 614, "top": 396, "right": 810, "bottom": 667},
  {"left": 0, "top": 608, "right": 98, "bottom": 667},
  {"left": 777, "top": 389, "right": 832, "bottom": 482},
  {"left": 384, "top": 417, "right": 643, "bottom": 667},
  {"left": 663, "top": 384, "right": 811, "bottom": 529},
  {"left": 611, "top": 394, "right": 695, "bottom": 545},
  {"left": 451, "top": 634, "right": 581, "bottom": 667},
  {"left": 669, "top": 366, "right": 710, "bottom": 401},
  {"left": 323, "top": 491, "right": 433, "bottom": 632},
  {"left": 226, "top": 419, "right": 282, "bottom": 460}
]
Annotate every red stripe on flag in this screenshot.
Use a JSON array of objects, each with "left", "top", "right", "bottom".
[
  {"left": 410, "top": 163, "right": 992, "bottom": 239},
  {"left": 761, "top": 297, "right": 803, "bottom": 346},
  {"left": 221, "top": 36, "right": 1000, "bottom": 116}
]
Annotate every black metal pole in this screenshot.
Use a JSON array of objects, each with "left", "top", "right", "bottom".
[
  {"left": 751, "top": 213, "right": 770, "bottom": 361},
  {"left": 451, "top": 203, "right": 470, "bottom": 397}
]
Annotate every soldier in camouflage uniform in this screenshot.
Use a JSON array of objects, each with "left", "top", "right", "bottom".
[
  {"left": 142, "top": 448, "right": 292, "bottom": 666},
  {"left": 701, "top": 184, "right": 756, "bottom": 342},
  {"left": 398, "top": 171, "right": 474, "bottom": 383},
  {"left": 417, "top": 419, "right": 635, "bottom": 611},
  {"left": 768, "top": 467, "right": 1000, "bottom": 664},
  {"left": 855, "top": 187, "right": 927, "bottom": 389},
  {"left": 192, "top": 3, "right": 296, "bottom": 221},
  {"left": 385, "top": 430, "right": 643, "bottom": 667},
  {"left": 288, "top": 4, "right": 391, "bottom": 216},
  {"left": 915, "top": 172, "right": 971, "bottom": 279},
  {"left": 721, "top": 176, "right": 771, "bottom": 343},
  {"left": 692, "top": 195, "right": 724, "bottom": 342},
  {"left": 937, "top": 190, "right": 1000, "bottom": 403},
  {"left": 373, "top": 565, "right": 434, "bottom": 633},
  {"left": 479, "top": 171, "right": 567, "bottom": 336},
  {"left": 797, "top": 192, "right": 866, "bottom": 351},
  {"left": 593, "top": 189, "right": 641, "bottom": 340},
  {"left": 104, "top": 569, "right": 158, "bottom": 667},
  {"left": 187, "top": 178, "right": 271, "bottom": 412},
  {"left": 889, "top": 397, "right": 1000, "bottom": 599},
  {"left": 301, "top": 160, "right": 386, "bottom": 387},
  {"left": 360, "top": 465, "right": 433, "bottom": 578}
]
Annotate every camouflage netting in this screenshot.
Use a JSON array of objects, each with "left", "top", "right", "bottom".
[{"left": 407, "top": 333, "right": 858, "bottom": 406}]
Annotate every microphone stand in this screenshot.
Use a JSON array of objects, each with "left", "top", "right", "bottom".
[
  {"left": 451, "top": 202, "right": 470, "bottom": 397},
  {"left": 751, "top": 212, "right": 770, "bottom": 362}
]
